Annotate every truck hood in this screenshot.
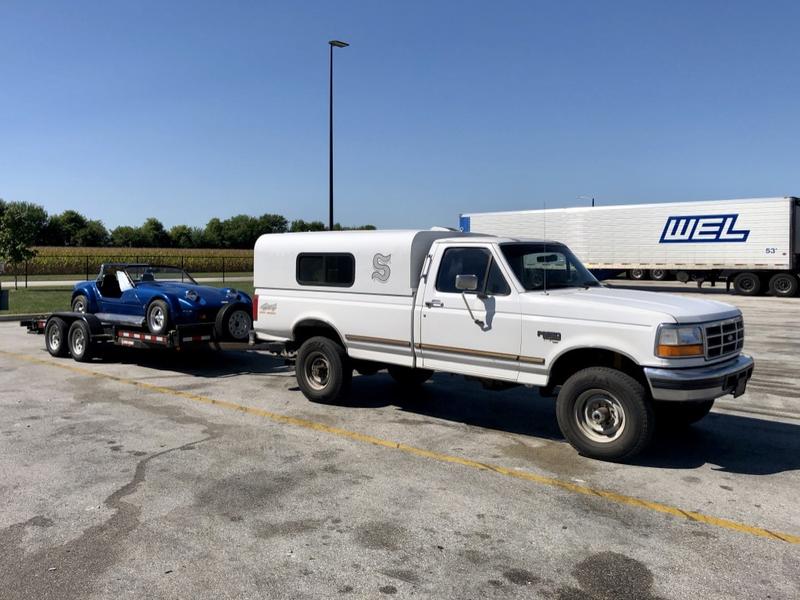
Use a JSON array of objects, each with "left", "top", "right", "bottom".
[{"left": 521, "top": 286, "right": 740, "bottom": 326}]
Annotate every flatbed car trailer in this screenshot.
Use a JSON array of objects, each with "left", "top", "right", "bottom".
[{"left": 22, "top": 312, "right": 223, "bottom": 362}]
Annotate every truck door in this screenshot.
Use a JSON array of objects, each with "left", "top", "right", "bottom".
[{"left": 418, "top": 245, "right": 522, "bottom": 381}]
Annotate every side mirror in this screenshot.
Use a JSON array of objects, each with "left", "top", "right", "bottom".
[{"left": 455, "top": 274, "right": 478, "bottom": 292}]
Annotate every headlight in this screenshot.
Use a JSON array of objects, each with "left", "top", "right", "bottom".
[
  {"left": 656, "top": 324, "right": 704, "bottom": 358},
  {"left": 185, "top": 290, "right": 199, "bottom": 302}
]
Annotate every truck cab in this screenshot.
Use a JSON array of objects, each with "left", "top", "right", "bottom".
[{"left": 252, "top": 230, "right": 754, "bottom": 461}]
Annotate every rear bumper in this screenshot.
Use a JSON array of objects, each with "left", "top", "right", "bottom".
[{"left": 644, "top": 354, "right": 754, "bottom": 402}]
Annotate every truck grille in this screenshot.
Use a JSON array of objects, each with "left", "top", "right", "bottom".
[{"left": 704, "top": 317, "right": 744, "bottom": 360}]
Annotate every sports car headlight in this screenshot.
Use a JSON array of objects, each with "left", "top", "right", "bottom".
[
  {"left": 185, "top": 290, "right": 200, "bottom": 302},
  {"left": 656, "top": 324, "right": 704, "bottom": 358}
]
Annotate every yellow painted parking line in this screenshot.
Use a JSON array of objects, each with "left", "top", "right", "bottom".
[{"left": 3, "top": 348, "right": 798, "bottom": 545}]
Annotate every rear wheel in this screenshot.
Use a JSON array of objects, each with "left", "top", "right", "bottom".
[
  {"left": 216, "top": 304, "right": 252, "bottom": 341},
  {"left": 628, "top": 269, "right": 646, "bottom": 281},
  {"left": 45, "top": 317, "right": 69, "bottom": 357},
  {"left": 146, "top": 300, "right": 171, "bottom": 335},
  {"left": 68, "top": 320, "right": 94, "bottom": 362},
  {"left": 649, "top": 269, "right": 668, "bottom": 281},
  {"left": 71, "top": 294, "right": 89, "bottom": 313},
  {"left": 556, "top": 367, "right": 654, "bottom": 461},
  {"left": 296, "top": 336, "right": 352, "bottom": 403},
  {"left": 768, "top": 273, "right": 798, "bottom": 298},
  {"left": 655, "top": 400, "right": 714, "bottom": 428},
  {"left": 733, "top": 272, "right": 760, "bottom": 296},
  {"left": 388, "top": 365, "right": 433, "bottom": 387}
]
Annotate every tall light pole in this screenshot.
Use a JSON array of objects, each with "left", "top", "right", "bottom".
[
  {"left": 577, "top": 194, "right": 595, "bottom": 207},
  {"left": 328, "top": 40, "right": 349, "bottom": 230}
]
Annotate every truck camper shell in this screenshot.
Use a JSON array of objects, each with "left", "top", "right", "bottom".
[{"left": 254, "top": 229, "right": 474, "bottom": 296}]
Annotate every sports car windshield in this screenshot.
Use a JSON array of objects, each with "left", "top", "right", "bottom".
[
  {"left": 125, "top": 265, "right": 197, "bottom": 285},
  {"left": 500, "top": 243, "right": 600, "bottom": 291}
]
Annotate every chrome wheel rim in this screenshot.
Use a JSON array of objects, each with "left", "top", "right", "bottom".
[
  {"left": 774, "top": 277, "right": 792, "bottom": 293},
  {"left": 71, "top": 328, "right": 85, "bottom": 355},
  {"left": 630, "top": 269, "right": 644, "bottom": 279},
  {"left": 73, "top": 298, "right": 86, "bottom": 312},
  {"left": 305, "top": 352, "right": 331, "bottom": 391},
  {"left": 228, "top": 310, "right": 250, "bottom": 339},
  {"left": 574, "top": 389, "right": 626, "bottom": 443},
  {"left": 48, "top": 326, "right": 61, "bottom": 351},
  {"left": 149, "top": 306, "right": 165, "bottom": 331},
  {"left": 651, "top": 269, "right": 665, "bottom": 279}
]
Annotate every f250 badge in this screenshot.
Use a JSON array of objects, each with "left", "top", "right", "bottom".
[
  {"left": 537, "top": 330, "right": 562, "bottom": 343},
  {"left": 259, "top": 301, "right": 277, "bottom": 315},
  {"left": 372, "top": 253, "right": 391, "bottom": 283}
]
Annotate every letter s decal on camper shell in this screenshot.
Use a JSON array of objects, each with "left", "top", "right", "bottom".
[{"left": 372, "top": 253, "right": 391, "bottom": 283}]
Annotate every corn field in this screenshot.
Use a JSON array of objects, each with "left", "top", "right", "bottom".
[{"left": 5, "top": 247, "right": 254, "bottom": 278}]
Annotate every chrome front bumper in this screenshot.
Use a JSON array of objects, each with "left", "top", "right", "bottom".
[{"left": 644, "top": 354, "right": 754, "bottom": 402}]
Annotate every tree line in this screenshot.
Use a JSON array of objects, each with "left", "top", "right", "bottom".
[{"left": 0, "top": 199, "right": 375, "bottom": 251}]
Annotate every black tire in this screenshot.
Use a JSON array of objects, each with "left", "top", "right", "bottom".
[
  {"left": 146, "top": 299, "right": 171, "bottom": 335},
  {"left": 215, "top": 303, "right": 252, "bottom": 341},
  {"left": 67, "top": 320, "right": 94, "bottom": 362},
  {"left": 388, "top": 365, "right": 433, "bottom": 387},
  {"left": 649, "top": 269, "right": 668, "bottom": 281},
  {"left": 45, "top": 317, "right": 69, "bottom": 358},
  {"left": 628, "top": 269, "right": 646, "bottom": 281},
  {"left": 655, "top": 400, "right": 714, "bottom": 428},
  {"left": 768, "top": 273, "right": 798, "bottom": 298},
  {"left": 296, "top": 336, "right": 352, "bottom": 403},
  {"left": 556, "top": 367, "right": 654, "bottom": 461},
  {"left": 732, "top": 272, "right": 760, "bottom": 296},
  {"left": 71, "top": 294, "right": 89, "bottom": 313}
]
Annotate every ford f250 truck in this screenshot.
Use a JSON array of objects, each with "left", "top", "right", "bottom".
[{"left": 252, "top": 230, "right": 754, "bottom": 461}]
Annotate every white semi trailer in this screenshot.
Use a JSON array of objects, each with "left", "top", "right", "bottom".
[{"left": 460, "top": 197, "right": 800, "bottom": 297}]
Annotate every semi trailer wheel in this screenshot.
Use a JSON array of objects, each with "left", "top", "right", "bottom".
[
  {"left": 67, "top": 320, "right": 95, "bottom": 362},
  {"left": 649, "top": 269, "right": 668, "bottom": 281},
  {"left": 296, "top": 336, "right": 352, "bottom": 403},
  {"left": 628, "top": 269, "right": 646, "bottom": 281},
  {"left": 45, "top": 317, "right": 69, "bottom": 358},
  {"left": 768, "top": 273, "right": 798, "bottom": 298},
  {"left": 732, "top": 272, "right": 760, "bottom": 296},
  {"left": 556, "top": 367, "right": 654, "bottom": 461}
]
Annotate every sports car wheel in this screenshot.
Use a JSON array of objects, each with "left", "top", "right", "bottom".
[
  {"left": 71, "top": 294, "right": 89, "bottom": 313},
  {"left": 146, "top": 300, "right": 171, "bottom": 335}
]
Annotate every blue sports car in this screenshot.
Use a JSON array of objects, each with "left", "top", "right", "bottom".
[{"left": 71, "top": 263, "right": 253, "bottom": 341}]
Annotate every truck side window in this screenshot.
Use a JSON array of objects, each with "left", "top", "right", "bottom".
[
  {"left": 297, "top": 253, "right": 355, "bottom": 287},
  {"left": 485, "top": 260, "right": 511, "bottom": 295},
  {"left": 436, "top": 247, "right": 492, "bottom": 293}
]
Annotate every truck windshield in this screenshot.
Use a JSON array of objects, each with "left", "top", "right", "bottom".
[{"left": 499, "top": 243, "right": 600, "bottom": 291}]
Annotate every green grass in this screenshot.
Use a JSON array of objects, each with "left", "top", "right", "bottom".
[{"left": 0, "top": 281, "right": 255, "bottom": 316}]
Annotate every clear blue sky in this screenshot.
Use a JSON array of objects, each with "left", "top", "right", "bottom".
[{"left": 1, "top": 0, "right": 798, "bottom": 231}]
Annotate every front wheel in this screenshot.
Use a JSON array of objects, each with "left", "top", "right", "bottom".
[
  {"left": 146, "top": 300, "right": 171, "bottom": 335},
  {"left": 556, "top": 367, "right": 654, "bottom": 461},
  {"left": 71, "top": 294, "right": 89, "bottom": 313},
  {"left": 296, "top": 336, "right": 352, "bottom": 403}
]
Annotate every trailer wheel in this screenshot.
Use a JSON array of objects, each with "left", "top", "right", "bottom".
[
  {"left": 628, "top": 269, "right": 646, "bottom": 281},
  {"left": 146, "top": 300, "right": 171, "bottom": 335},
  {"left": 71, "top": 294, "right": 89, "bottom": 313},
  {"left": 649, "top": 269, "right": 668, "bottom": 281},
  {"left": 768, "top": 273, "right": 798, "bottom": 298},
  {"left": 655, "top": 400, "right": 714, "bottom": 428},
  {"left": 556, "top": 367, "right": 654, "bottom": 461},
  {"left": 45, "top": 317, "right": 69, "bottom": 358},
  {"left": 388, "top": 365, "right": 433, "bottom": 387},
  {"left": 68, "top": 320, "right": 94, "bottom": 362},
  {"left": 296, "top": 336, "right": 352, "bottom": 403},
  {"left": 732, "top": 272, "right": 761, "bottom": 296}
]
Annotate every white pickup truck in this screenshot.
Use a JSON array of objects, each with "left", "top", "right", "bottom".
[{"left": 252, "top": 230, "right": 754, "bottom": 460}]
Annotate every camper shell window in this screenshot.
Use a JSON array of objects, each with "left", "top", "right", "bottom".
[{"left": 296, "top": 253, "right": 355, "bottom": 287}]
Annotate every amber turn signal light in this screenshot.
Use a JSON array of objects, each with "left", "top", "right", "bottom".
[{"left": 657, "top": 344, "right": 704, "bottom": 358}]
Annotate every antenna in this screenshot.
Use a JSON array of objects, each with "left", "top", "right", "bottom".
[{"left": 543, "top": 199, "right": 547, "bottom": 295}]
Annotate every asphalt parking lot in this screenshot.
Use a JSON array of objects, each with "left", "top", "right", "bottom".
[{"left": 1, "top": 281, "right": 798, "bottom": 599}]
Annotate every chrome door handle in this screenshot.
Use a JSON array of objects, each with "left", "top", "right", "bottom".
[{"left": 425, "top": 299, "right": 444, "bottom": 308}]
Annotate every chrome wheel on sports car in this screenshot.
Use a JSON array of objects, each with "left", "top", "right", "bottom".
[
  {"left": 71, "top": 294, "right": 88, "bottom": 313},
  {"left": 146, "top": 300, "right": 171, "bottom": 335}
]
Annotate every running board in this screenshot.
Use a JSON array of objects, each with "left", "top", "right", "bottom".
[{"left": 95, "top": 313, "right": 146, "bottom": 328}]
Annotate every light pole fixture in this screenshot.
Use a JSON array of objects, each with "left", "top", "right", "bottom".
[
  {"left": 328, "top": 40, "right": 349, "bottom": 230},
  {"left": 577, "top": 195, "right": 595, "bottom": 207}
]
